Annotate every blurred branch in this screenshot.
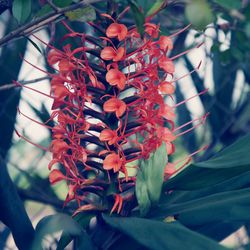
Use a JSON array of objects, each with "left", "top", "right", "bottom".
[
  {"left": 0, "top": 76, "right": 50, "bottom": 91},
  {"left": 9, "top": 160, "right": 73, "bottom": 211},
  {"left": 17, "top": 187, "right": 67, "bottom": 210},
  {"left": 0, "top": 0, "right": 104, "bottom": 48}
]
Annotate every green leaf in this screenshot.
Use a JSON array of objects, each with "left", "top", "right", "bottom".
[
  {"left": 128, "top": 0, "right": 145, "bottom": 37},
  {"left": 213, "top": 0, "right": 241, "bottom": 10},
  {"left": 185, "top": 0, "right": 214, "bottom": 30},
  {"left": 35, "top": 4, "right": 53, "bottom": 18},
  {"left": 53, "top": 0, "right": 72, "bottom": 8},
  {"left": 12, "top": 0, "right": 31, "bottom": 23},
  {"left": 163, "top": 170, "right": 250, "bottom": 207},
  {"left": 135, "top": 172, "right": 151, "bottom": 216},
  {"left": 165, "top": 134, "right": 250, "bottom": 190},
  {"left": 166, "top": 165, "right": 250, "bottom": 190},
  {"left": 195, "top": 133, "right": 250, "bottom": 168},
  {"left": 65, "top": 6, "right": 96, "bottom": 21},
  {"left": 152, "top": 187, "right": 250, "bottom": 221},
  {"left": 57, "top": 212, "right": 96, "bottom": 250},
  {"left": 34, "top": 0, "right": 72, "bottom": 18},
  {"left": 102, "top": 214, "right": 228, "bottom": 250},
  {"left": 163, "top": 188, "right": 250, "bottom": 239},
  {"left": 109, "top": 234, "right": 146, "bottom": 250},
  {"left": 32, "top": 213, "right": 82, "bottom": 250},
  {"left": 136, "top": 143, "right": 167, "bottom": 216},
  {"left": 75, "top": 232, "right": 97, "bottom": 250},
  {"left": 146, "top": 0, "right": 166, "bottom": 17}
]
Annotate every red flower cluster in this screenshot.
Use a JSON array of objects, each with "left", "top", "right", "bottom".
[{"left": 17, "top": 11, "right": 207, "bottom": 214}]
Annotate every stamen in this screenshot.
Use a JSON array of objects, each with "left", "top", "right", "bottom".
[
  {"left": 169, "top": 24, "right": 192, "bottom": 38},
  {"left": 174, "top": 113, "right": 209, "bottom": 132},
  {"left": 173, "top": 88, "right": 208, "bottom": 108},
  {"left": 169, "top": 61, "right": 202, "bottom": 84},
  {"left": 17, "top": 107, "right": 53, "bottom": 129},
  {"left": 14, "top": 81, "right": 54, "bottom": 99},
  {"left": 169, "top": 145, "right": 209, "bottom": 176},
  {"left": 15, "top": 129, "right": 49, "bottom": 152},
  {"left": 170, "top": 43, "right": 204, "bottom": 61}
]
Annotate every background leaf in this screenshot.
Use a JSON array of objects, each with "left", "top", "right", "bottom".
[
  {"left": 185, "top": 0, "right": 214, "bottom": 30},
  {"left": 213, "top": 0, "right": 242, "bottom": 10},
  {"left": 33, "top": 213, "right": 83, "bottom": 250},
  {"left": 12, "top": 0, "right": 31, "bottom": 23},
  {"left": 57, "top": 212, "right": 96, "bottom": 250},
  {"left": 53, "top": 0, "right": 72, "bottom": 7},
  {"left": 146, "top": 0, "right": 167, "bottom": 16},
  {"left": 65, "top": 5, "right": 96, "bottom": 21}
]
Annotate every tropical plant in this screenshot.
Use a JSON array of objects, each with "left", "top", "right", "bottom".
[{"left": 0, "top": 1, "right": 250, "bottom": 249}]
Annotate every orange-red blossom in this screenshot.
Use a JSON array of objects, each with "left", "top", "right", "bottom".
[
  {"left": 106, "top": 69, "right": 126, "bottom": 90},
  {"left": 103, "top": 97, "right": 126, "bottom": 118}
]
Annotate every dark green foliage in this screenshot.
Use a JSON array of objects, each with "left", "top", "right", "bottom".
[{"left": 102, "top": 214, "right": 228, "bottom": 250}]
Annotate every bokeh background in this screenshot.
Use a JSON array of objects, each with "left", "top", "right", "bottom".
[{"left": 0, "top": 0, "right": 250, "bottom": 249}]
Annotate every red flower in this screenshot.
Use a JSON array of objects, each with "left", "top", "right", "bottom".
[
  {"left": 106, "top": 23, "right": 128, "bottom": 41},
  {"left": 58, "top": 59, "right": 75, "bottom": 73},
  {"left": 145, "top": 23, "right": 159, "bottom": 38},
  {"left": 99, "top": 129, "right": 119, "bottom": 145},
  {"left": 49, "top": 169, "right": 68, "bottom": 185},
  {"left": 158, "top": 56, "right": 175, "bottom": 74},
  {"left": 158, "top": 81, "right": 175, "bottom": 95},
  {"left": 159, "top": 36, "right": 173, "bottom": 51},
  {"left": 158, "top": 104, "right": 176, "bottom": 121},
  {"left": 156, "top": 127, "right": 176, "bottom": 142},
  {"left": 50, "top": 139, "right": 68, "bottom": 159},
  {"left": 47, "top": 49, "right": 63, "bottom": 65},
  {"left": 101, "top": 46, "right": 125, "bottom": 61},
  {"left": 106, "top": 69, "right": 126, "bottom": 90},
  {"left": 103, "top": 153, "right": 123, "bottom": 172},
  {"left": 103, "top": 97, "right": 127, "bottom": 118}
]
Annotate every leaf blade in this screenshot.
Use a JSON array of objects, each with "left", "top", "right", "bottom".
[
  {"left": 103, "top": 214, "right": 228, "bottom": 250},
  {"left": 135, "top": 143, "right": 167, "bottom": 216},
  {"left": 128, "top": 0, "right": 145, "bottom": 37},
  {"left": 12, "top": 0, "right": 31, "bottom": 23}
]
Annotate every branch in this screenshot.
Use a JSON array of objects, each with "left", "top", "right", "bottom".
[
  {"left": 46, "top": 0, "right": 61, "bottom": 12},
  {"left": 17, "top": 187, "right": 69, "bottom": 211},
  {"left": 0, "top": 0, "right": 104, "bottom": 48},
  {"left": 0, "top": 76, "right": 50, "bottom": 91}
]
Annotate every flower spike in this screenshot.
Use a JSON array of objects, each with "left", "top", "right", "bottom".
[{"left": 17, "top": 9, "right": 207, "bottom": 215}]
